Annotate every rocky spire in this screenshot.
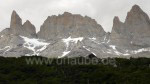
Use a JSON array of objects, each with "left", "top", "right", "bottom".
[
  {"left": 110, "top": 5, "right": 150, "bottom": 48},
  {"left": 10, "top": 10, "right": 22, "bottom": 28},
  {"left": 125, "top": 4, "right": 150, "bottom": 24},
  {"left": 124, "top": 4, "right": 150, "bottom": 35},
  {"left": 130, "top": 5, "right": 142, "bottom": 12},
  {"left": 111, "top": 16, "right": 125, "bottom": 35},
  {"left": 9, "top": 10, "right": 23, "bottom": 35},
  {"left": 9, "top": 10, "right": 37, "bottom": 37},
  {"left": 23, "top": 20, "right": 36, "bottom": 33},
  {"left": 110, "top": 16, "right": 127, "bottom": 46},
  {"left": 111, "top": 4, "right": 150, "bottom": 37},
  {"left": 113, "top": 16, "right": 120, "bottom": 24},
  {"left": 23, "top": 20, "right": 37, "bottom": 38},
  {"left": 112, "top": 16, "right": 122, "bottom": 30}
]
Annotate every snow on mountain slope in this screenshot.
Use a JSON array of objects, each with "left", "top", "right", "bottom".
[
  {"left": 83, "top": 46, "right": 97, "bottom": 56},
  {"left": 62, "top": 37, "right": 84, "bottom": 48},
  {"left": 0, "top": 46, "right": 11, "bottom": 55},
  {"left": 132, "top": 48, "right": 150, "bottom": 54},
  {"left": 59, "top": 37, "right": 84, "bottom": 58},
  {"left": 107, "top": 45, "right": 150, "bottom": 56},
  {"left": 20, "top": 36, "right": 50, "bottom": 55}
]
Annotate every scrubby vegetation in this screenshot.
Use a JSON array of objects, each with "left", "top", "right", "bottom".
[{"left": 0, "top": 56, "right": 150, "bottom": 84}]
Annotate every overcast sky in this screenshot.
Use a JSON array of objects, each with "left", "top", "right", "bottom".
[{"left": 0, "top": 0, "right": 150, "bottom": 32}]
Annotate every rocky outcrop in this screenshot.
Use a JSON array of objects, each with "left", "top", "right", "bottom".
[
  {"left": 10, "top": 11, "right": 23, "bottom": 36},
  {"left": 110, "top": 16, "right": 131, "bottom": 49},
  {"left": 10, "top": 11, "right": 37, "bottom": 38},
  {"left": 10, "top": 11, "right": 22, "bottom": 29},
  {"left": 125, "top": 5, "right": 150, "bottom": 47},
  {"left": 23, "top": 20, "right": 37, "bottom": 38},
  {"left": 38, "top": 12, "right": 106, "bottom": 40},
  {"left": 110, "top": 5, "right": 150, "bottom": 49}
]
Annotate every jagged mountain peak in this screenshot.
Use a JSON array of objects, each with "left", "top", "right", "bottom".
[
  {"left": 113, "top": 16, "right": 122, "bottom": 25},
  {"left": 111, "top": 16, "right": 124, "bottom": 33},
  {"left": 24, "top": 20, "right": 31, "bottom": 25},
  {"left": 125, "top": 5, "right": 150, "bottom": 24},
  {"left": 23, "top": 20, "right": 37, "bottom": 38},
  {"left": 8, "top": 11, "right": 37, "bottom": 38},
  {"left": 131, "top": 4, "right": 142, "bottom": 12},
  {"left": 38, "top": 12, "right": 105, "bottom": 40},
  {"left": 45, "top": 12, "right": 99, "bottom": 26},
  {"left": 111, "top": 4, "right": 150, "bottom": 49},
  {"left": 23, "top": 20, "right": 36, "bottom": 29},
  {"left": 12, "top": 10, "right": 17, "bottom": 16},
  {"left": 63, "top": 12, "right": 72, "bottom": 16},
  {"left": 113, "top": 16, "right": 120, "bottom": 22},
  {"left": 10, "top": 10, "right": 22, "bottom": 28}
]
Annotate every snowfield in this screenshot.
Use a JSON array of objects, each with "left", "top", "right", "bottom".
[{"left": 20, "top": 36, "right": 50, "bottom": 56}]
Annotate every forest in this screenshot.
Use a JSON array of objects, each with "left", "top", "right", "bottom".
[{"left": 0, "top": 56, "right": 150, "bottom": 84}]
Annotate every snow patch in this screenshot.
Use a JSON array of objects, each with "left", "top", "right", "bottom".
[
  {"left": 91, "top": 52, "right": 97, "bottom": 56},
  {"left": 0, "top": 46, "right": 11, "bottom": 51},
  {"left": 109, "top": 45, "right": 116, "bottom": 50},
  {"left": 108, "top": 45, "right": 130, "bottom": 56},
  {"left": 106, "top": 39, "right": 110, "bottom": 43},
  {"left": 59, "top": 51, "right": 71, "bottom": 58},
  {"left": 0, "top": 46, "right": 11, "bottom": 55},
  {"left": 89, "top": 37, "right": 103, "bottom": 44},
  {"left": 62, "top": 36, "right": 84, "bottom": 49},
  {"left": 108, "top": 45, "right": 150, "bottom": 56},
  {"left": 0, "top": 35, "right": 4, "bottom": 38},
  {"left": 89, "top": 37, "right": 96, "bottom": 41},
  {"left": 104, "top": 36, "right": 106, "bottom": 41},
  {"left": 62, "top": 37, "right": 84, "bottom": 46},
  {"left": 60, "top": 37, "right": 84, "bottom": 58},
  {"left": 20, "top": 36, "right": 50, "bottom": 55},
  {"left": 132, "top": 48, "right": 150, "bottom": 54},
  {"left": 83, "top": 46, "right": 90, "bottom": 51},
  {"left": 83, "top": 46, "right": 97, "bottom": 56},
  {"left": 122, "top": 53, "right": 130, "bottom": 56}
]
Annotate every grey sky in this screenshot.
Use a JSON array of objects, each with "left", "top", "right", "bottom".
[{"left": 0, "top": 0, "right": 150, "bottom": 32}]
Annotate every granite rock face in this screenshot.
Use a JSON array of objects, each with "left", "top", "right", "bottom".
[
  {"left": 22, "top": 20, "right": 37, "bottom": 38},
  {"left": 125, "top": 5, "right": 150, "bottom": 47},
  {"left": 10, "top": 11, "right": 37, "bottom": 38},
  {"left": 110, "top": 16, "right": 131, "bottom": 49},
  {"left": 10, "top": 11, "right": 22, "bottom": 29},
  {"left": 38, "top": 12, "right": 105, "bottom": 40},
  {"left": 110, "top": 5, "right": 150, "bottom": 49}
]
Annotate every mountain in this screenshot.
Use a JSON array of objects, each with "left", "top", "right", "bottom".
[
  {"left": 110, "top": 5, "right": 150, "bottom": 57},
  {"left": 37, "top": 12, "right": 108, "bottom": 57},
  {"left": 10, "top": 11, "right": 37, "bottom": 38},
  {"left": 0, "top": 11, "right": 39, "bottom": 56},
  {"left": 0, "top": 5, "right": 150, "bottom": 58},
  {"left": 111, "top": 5, "right": 150, "bottom": 48},
  {"left": 38, "top": 12, "right": 105, "bottom": 40}
]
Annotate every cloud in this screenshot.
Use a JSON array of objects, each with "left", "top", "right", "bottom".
[{"left": 0, "top": 0, "right": 150, "bottom": 32}]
